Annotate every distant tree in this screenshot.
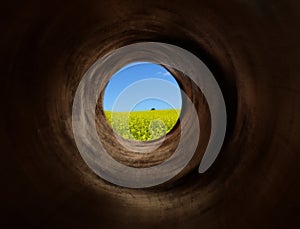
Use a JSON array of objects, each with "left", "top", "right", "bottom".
[{"left": 150, "top": 108, "right": 156, "bottom": 111}]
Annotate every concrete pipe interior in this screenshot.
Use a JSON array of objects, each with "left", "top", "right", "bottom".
[{"left": 1, "top": 0, "right": 300, "bottom": 228}]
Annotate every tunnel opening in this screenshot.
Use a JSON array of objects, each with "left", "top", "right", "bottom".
[{"left": 102, "top": 61, "right": 182, "bottom": 142}]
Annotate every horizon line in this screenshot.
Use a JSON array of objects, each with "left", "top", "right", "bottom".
[{"left": 104, "top": 108, "right": 181, "bottom": 112}]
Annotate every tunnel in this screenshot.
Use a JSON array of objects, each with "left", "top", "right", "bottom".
[{"left": 1, "top": 0, "right": 300, "bottom": 228}]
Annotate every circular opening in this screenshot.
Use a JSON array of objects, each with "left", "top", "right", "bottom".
[{"left": 103, "top": 62, "right": 182, "bottom": 141}]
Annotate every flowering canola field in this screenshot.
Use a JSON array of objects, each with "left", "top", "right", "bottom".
[{"left": 104, "top": 109, "right": 180, "bottom": 141}]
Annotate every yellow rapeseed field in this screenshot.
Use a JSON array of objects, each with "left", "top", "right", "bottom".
[{"left": 104, "top": 109, "right": 181, "bottom": 141}]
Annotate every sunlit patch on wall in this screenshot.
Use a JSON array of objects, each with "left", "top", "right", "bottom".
[{"left": 72, "top": 42, "right": 226, "bottom": 188}]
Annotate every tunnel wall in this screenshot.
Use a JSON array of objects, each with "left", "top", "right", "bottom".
[{"left": 1, "top": 0, "right": 300, "bottom": 228}]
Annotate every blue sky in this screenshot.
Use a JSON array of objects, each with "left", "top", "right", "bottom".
[{"left": 103, "top": 62, "right": 182, "bottom": 111}]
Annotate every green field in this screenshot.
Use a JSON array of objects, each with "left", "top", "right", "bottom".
[{"left": 104, "top": 109, "right": 181, "bottom": 141}]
